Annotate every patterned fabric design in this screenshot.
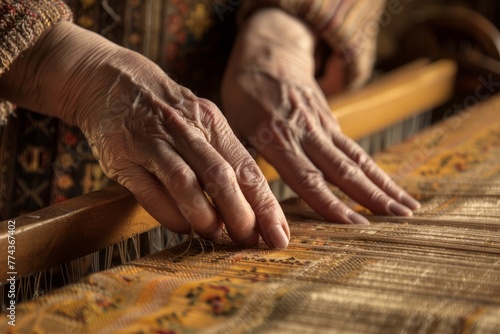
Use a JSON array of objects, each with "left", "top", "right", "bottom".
[
  {"left": 0, "top": 110, "right": 59, "bottom": 219},
  {"left": 374, "top": 95, "right": 500, "bottom": 197},
  {"left": 2, "top": 94, "right": 500, "bottom": 333},
  {"left": 10, "top": 111, "right": 58, "bottom": 215},
  {"left": 0, "top": 110, "right": 18, "bottom": 218},
  {"left": 50, "top": 122, "right": 113, "bottom": 204},
  {"left": 160, "top": 0, "right": 238, "bottom": 103}
]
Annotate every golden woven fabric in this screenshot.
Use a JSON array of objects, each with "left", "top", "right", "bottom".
[{"left": 3, "top": 96, "right": 500, "bottom": 333}]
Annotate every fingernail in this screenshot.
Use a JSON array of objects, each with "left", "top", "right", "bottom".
[
  {"left": 268, "top": 226, "right": 289, "bottom": 249},
  {"left": 388, "top": 201, "right": 413, "bottom": 216},
  {"left": 401, "top": 194, "right": 421, "bottom": 210},
  {"left": 348, "top": 213, "right": 370, "bottom": 225}
]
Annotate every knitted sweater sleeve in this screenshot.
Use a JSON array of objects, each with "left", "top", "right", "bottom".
[
  {"left": 0, "top": 0, "right": 72, "bottom": 124},
  {"left": 238, "top": 0, "right": 386, "bottom": 89}
]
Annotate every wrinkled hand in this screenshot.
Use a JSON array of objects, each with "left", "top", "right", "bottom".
[
  {"left": 222, "top": 9, "right": 420, "bottom": 224},
  {"left": 0, "top": 22, "right": 290, "bottom": 248}
]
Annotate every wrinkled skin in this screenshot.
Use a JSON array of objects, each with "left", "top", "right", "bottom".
[
  {"left": 222, "top": 9, "right": 420, "bottom": 224},
  {"left": 0, "top": 8, "right": 420, "bottom": 250},
  {"left": 0, "top": 21, "right": 290, "bottom": 249}
]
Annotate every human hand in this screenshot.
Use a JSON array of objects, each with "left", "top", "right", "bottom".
[
  {"left": 0, "top": 22, "right": 290, "bottom": 249},
  {"left": 221, "top": 9, "right": 420, "bottom": 224}
]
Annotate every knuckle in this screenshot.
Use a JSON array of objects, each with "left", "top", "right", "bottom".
[
  {"left": 253, "top": 197, "right": 281, "bottom": 217},
  {"left": 204, "top": 163, "right": 237, "bottom": 196},
  {"left": 377, "top": 176, "right": 394, "bottom": 191},
  {"left": 234, "top": 159, "right": 266, "bottom": 187},
  {"left": 167, "top": 165, "right": 198, "bottom": 196},
  {"left": 205, "top": 162, "right": 234, "bottom": 183},
  {"left": 335, "top": 159, "right": 362, "bottom": 182},
  {"left": 351, "top": 150, "right": 370, "bottom": 169},
  {"left": 199, "top": 97, "right": 217, "bottom": 110},
  {"left": 177, "top": 200, "right": 202, "bottom": 219},
  {"left": 294, "top": 169, "right": 324, "bottom": 190},
  {"left": 198, "top": 98, "right": 233, "bottom": 143},
  {"left": 200, "top": 98, "right": 223, "bottom": 126},
  {"left": 367, "top": 190, "right": 386, "bottom": 205}
]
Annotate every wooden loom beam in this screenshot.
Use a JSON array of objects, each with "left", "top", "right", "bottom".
[{"left": 0, "top": 184, "right": 160, "bottom": 283}]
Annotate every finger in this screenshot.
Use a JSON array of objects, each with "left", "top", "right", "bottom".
[
  {"left": 201, "top": 99, "right": 290, "bottom": 249},
  {"left": 234, "top": 160, "right": 290, "bottom": 249},
  {"left": 261, "top": 144, "right": 369, "bottom": 225},
  {"left": 182, "top": 140, "right": 262, "bottom": 246},
  {"left": 331, "top": 132, "right": 421, "bottom": 210},
  {"left": 116, "top": 164, "right": 191, "bottom": 234},
  {"left": 132, "top": 139, "right": 223, "bottom": 240},
  {"left": 213, "top": 135, "right": 290, "bottom": 249},
  {"left": 171, "top": 125, "right": 260, "bottom": 247},
  {"left": 303, "top": 133, "right": 414, "bottom": 217}
]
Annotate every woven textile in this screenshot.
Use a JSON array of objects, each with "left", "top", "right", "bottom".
[{"left": 2, "top": 94, "right": 499, "bottom": 332}]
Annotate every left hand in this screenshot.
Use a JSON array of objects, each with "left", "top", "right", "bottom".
[
  {"left": 221, "top": 9, "right": 420, "bottom": 225},
  {"left": 0, "top": 21, "right": 291, "bottom": 249}
]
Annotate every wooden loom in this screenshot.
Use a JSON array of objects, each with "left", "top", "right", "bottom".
[
  {"left": 4, "top": 2, "right": 499, "bottom": 285},
  {"left": 0, "top": 57, "right": 458, "bottom": 284},
  {"left": 1, "top": 6, "right": 500, "bottom": 332},
  {"left": 1, "top": 58, "right": 500, "bottom": 332}
]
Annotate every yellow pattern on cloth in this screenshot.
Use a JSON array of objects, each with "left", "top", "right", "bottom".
[{"left": 3, "top": 96, "right": 500, "bottom": 333}]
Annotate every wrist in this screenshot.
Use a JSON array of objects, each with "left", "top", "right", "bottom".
[{"left": 0, "top": 21, "right": 118, "bottom": 126}]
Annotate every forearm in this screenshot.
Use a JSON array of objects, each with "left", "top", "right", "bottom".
[
  {"left": 0, "top": 21, "right": 72, "bottom": 117},
  {"left": 0, "top": 21, "right": 118, "bottom": 125}
]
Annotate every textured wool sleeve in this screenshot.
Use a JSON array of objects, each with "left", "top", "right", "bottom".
[
  {"left": 0, "top": 0, "right": 72, "bottom": 124},
  {"left": 0, "top": 0, "right": 73, "bottom": 76}
]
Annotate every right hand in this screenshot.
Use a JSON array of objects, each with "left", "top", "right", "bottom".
[
  {"left": 0, "top": 22, "right": 290, "bottom": 249},
  {"left": 221, "top": 9, "right": 420, "bottom": 225}
]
